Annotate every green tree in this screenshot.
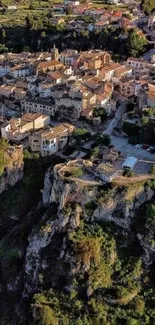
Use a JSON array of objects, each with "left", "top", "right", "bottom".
[
  {"left": 149, "top": 164, "right": 155, "bottom": 175},
  {"left": 123, "top": 168, "right": 134, "bottom": 177},
  {"left": 141, "top": 116, "right": 149, "bottom": 126},
  {"left": 122, "top": 121, "right": 140, "bottom": 136},
  {"left": 0, "top": 29, "right": 6, "bottom": 44},
  {"left": 128, "top": 30, "right": 148, "bottom": 57},
  {"left": 134, "top": 298, "right": 145, "bottom": 316},
  {"left": 127, "top": 319, "right": 142, "bottom": 325},
  {"left": 95, "top": 133, "right": 111, "bottom": 146},
  {"left": 141, "top": 0, "right": 155, "bottom": 15},
  {"left": 72, "top": 128, "right": 90, "bottom": 141},
  {"left": 90, "top": 147, "right": 100, "bottom": 159},
  {"left": 146, "top": 204, "right": 155, "bottom": 220}
]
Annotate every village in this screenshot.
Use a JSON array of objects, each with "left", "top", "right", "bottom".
[{"left": 0, "top": 4, "right": 155, "bottom": 184}]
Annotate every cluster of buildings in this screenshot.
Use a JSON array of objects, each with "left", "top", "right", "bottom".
[
  {"left": 0, "top": 39, "right": 155, "bottom": 156},
  {"left": 52, "top": 4, "right": 147, "bottom": 34},
  {"left": 1, "top": 112, "right": 74, "bottom": 156}
]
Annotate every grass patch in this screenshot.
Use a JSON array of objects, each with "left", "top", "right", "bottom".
[{"left": 64, "top": 166, "right": 84, "bottom": 178}]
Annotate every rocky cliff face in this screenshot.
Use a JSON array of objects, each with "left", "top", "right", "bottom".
[
  {"left": 0, "top": 146, "right": 24, "bottom": 194},
  {"left": 23, "top": 162, "right": 155, "bottom": 294},
  {"left": 3, "top": 160, "right": 155, "bottom": 325}
]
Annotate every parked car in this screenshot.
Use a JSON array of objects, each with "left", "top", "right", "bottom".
[{"left": 135, "top": 144, "right": 142, "bottom": 149}]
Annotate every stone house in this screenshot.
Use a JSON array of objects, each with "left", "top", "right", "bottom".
[
  {"left": 1, "top": 113, "right": 50, "bottom": 142},
  {"left": 29, "top": 123, "right": 74, "bottom": 156},
  {"left": 21, "top": 98, "right": 56, "bottom": 116}
]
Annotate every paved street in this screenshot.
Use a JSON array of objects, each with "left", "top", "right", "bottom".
[
  {"left": 142, "top": 48, "right": 155, "bottom": 61},
  {"left": 104, "top": 102, "right": 155, "bottom": 161},
  {"left": 105, "top": 100, "right": 126, "bottom": 135},
  {"left": 110, "top": 135, "right": 155, "bottom": 160}
]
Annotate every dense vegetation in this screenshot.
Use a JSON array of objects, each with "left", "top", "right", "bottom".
[
  {"left": 0, "top": 12, "right": 149, "bottom": 59},
  {"left": 26, "top": 190, "right": 155, "bottom": 325},
  {"left": 122, "top": 116, "right": 155, "bottom": 145},
  {"left": 141, "top": 0, "right": 155, "bottom": 15},
  {"left": 0, "top": 138, "right": 9, "bottom": 176}
]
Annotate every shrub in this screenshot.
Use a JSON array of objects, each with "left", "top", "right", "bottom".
[
  {"left": 149, "top": 164, "right": 155, "bottom": 175},
  {"left": 122, "top": 122, "right": 140, "bottom": 136},
  {"left": 72, "top": 128, "right": 90, "bottom": 141},
  {"left": 146, "top": 204, "right": 155, "bottom": 220},
  {"left": 134, "top": 298, "right": 145, "bottom": 316},
  {"left": 90, "top": 147, "right": 100, "bottom": 159},
  {"left": 85, "top": 201, "right": 97, "bottom": 216},
  {"left": 123, "top": 168, "right": 134, "bottom": 177},
  {"left": 95, "top": 133, "right": 111, "bottom": 147},
  {"left": 64, "top": 167, "right": 83, "bottom": 178}
]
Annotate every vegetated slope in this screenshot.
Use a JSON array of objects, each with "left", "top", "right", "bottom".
[
  {"left": 141, "top": 0, "right": 155, "bottom": 15},
  {"left": 1, "top": 160, "right": 155, "bottom": 325}
]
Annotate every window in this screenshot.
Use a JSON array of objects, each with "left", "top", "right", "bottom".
[{"left": 33, "top": 140, "right": 39, "bottom": 143}]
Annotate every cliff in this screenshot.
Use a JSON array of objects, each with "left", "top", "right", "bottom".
[
  {"left": 0, "top": 145, "right": 24, "bottom": 194},
  {"left": 1, "top": 159, "right": 155, "bottom": 325}
]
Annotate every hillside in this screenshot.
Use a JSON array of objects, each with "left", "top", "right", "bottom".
[
  {"left": 0, "top": 159, "right": 155, "bottom": 325},
  {"left": 0, "top": 139, "right": 24, "bottom": 193}
]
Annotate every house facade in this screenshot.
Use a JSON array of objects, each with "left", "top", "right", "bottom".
[
  {"left": 21, "top": 98, "right": 56, "bottom": 116},
  {"left": 29, "top": 123, "right": 74, "bottom": 156}
]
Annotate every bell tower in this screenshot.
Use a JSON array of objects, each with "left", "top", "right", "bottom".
[{"left": 51, "top": 44, "right": 59, "bottom": 61}]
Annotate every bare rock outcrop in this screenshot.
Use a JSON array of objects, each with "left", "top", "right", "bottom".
[{"left": 0, "top": 145, "right": 24, "bottom": 194}]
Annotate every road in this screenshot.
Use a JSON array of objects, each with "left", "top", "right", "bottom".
[
  {"left": 142, "top": 47, "right": 155, "bottom": 61},
  {"left": 110, "top": 135, "right": 155, "bottom": 160},
  {"left": 105, "top": 101, "right": 126, "bottom": 135},
  {"left": 104, "top": 102, "right": 155, "bottom": 161}
]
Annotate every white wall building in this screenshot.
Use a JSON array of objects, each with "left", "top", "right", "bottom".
[
  {"left": 9, "top": 66, "right": 31, "bottom": 79},
  {"left": 21, "top": 98, "right": 56, "bottom": 116},
  {"left": 122, "top": 156, "right": 138, "bottom": 170}
]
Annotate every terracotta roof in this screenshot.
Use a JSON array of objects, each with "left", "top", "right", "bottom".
[
  {"left": 37, "top": 60, "right": 63, "bottom": 70},
  {"left": 48, "top": 71, "right": 63, "bottom": 79},
  {"left": 40, "top": 124, "right": 71, "bottom": 140},
  {"left": 97, "top": 82, "right": 112, "bottom": 102},
  {"left": 22, "top": 113, "right": 48, "bottom": 122},
  {"left": 114, "top": 66, "right": 132, "bottom": 77}
]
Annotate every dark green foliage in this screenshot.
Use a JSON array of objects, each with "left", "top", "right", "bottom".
[
  {"left": 0, "top": 152, "right": 63, "bottom": 219},
  {"left": 122, "top": 122, "right": 140, "bottom": 136},
  {"left": 0, "top": 19, "right": 148, "bottom": 58},
  {"left": 141, "top": 0, "right": 155, "bottom": 15},
  {"left": 0, "top": 138, "right": 8, "bottom": 176},
  {"left": 149, "top": 164, "right": 155, "bottom": 175},
  {"left": 72, "top": 128, "right": 91, "bottom": 141},
  {"left": 64, "top": 166, "right": 84, "bottom": 178},
  {"left": 126, "top": 102, "right": 135, "bottom": 112},
  {"left": 95, "top": 133, "right": 111, "bottom": 146},
  {"left": 123, "top": 168, "right": 135, "bottom": 177},
  {"left": 84, "top": 201, "right": 97, "bottom": 216},
  {"left": 93, "top": 107, "right": 107, "bottom": 121},
  {"left": 146, "top": 204, "right": 155, "bottom": 220},
  {"left": 90, "top": 147, "right": 100, "bottom": 159},
  {"left": 127, "top": 29, "right": 148, "bottom": 57}
]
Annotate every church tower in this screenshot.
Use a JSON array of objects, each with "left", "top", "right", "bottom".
[{"left": 51, "top": 44, "right": 59, "bottom": 61}]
